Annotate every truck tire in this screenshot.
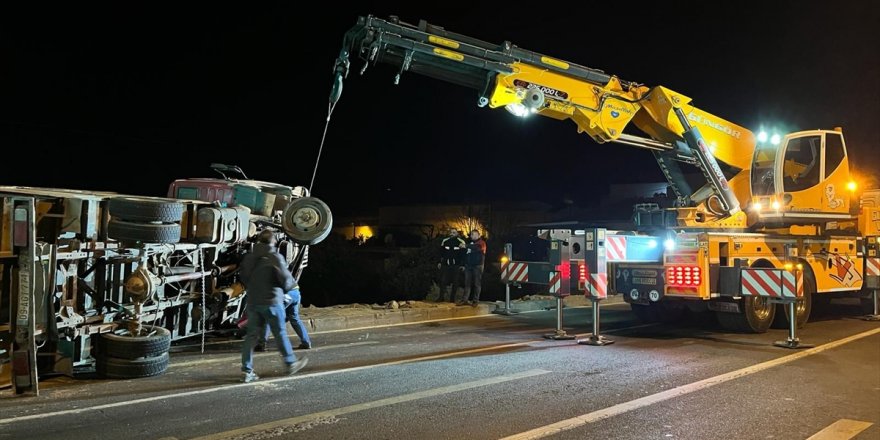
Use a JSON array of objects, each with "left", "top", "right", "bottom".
[
  {"left": 630, "top": 303, "right": 659, "bottom": 323},
  {"left": 716, "top": 296, "right": 775, "bottom": 333},
  {"left": 630, "top": 302, "right": 684, "bottom": 324},
  {"left": 96, "top": 325, "right": 171, "bottom": 360},
  {"left": 108, "top": 219, "right": 181, "bottom": 243},
  {"left": 96, "top": 353, "right": 169, "bottom": 379},
  {"left": 109, "top": 197, "right": 184, "bottom": 223},
  {"left": 281, "top": 197, "right": 333, "bottom": 245}
]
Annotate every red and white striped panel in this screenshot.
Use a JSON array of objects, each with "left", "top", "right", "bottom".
[
  {"left": 867, "top": 258, "right": 880, "bottom": 277},
  {"left": 501, "top": 262, "right": 529, "bottom": 283},
  {"left": 588, "top": 273, "right": 608, "bottom": 299},
  {"left": 548, "top": 272, "right": 563, "bottom": 294},
  {"left": 606, "top": 236, "right": 627, "bottom": 262},
  {"left": 781, "top": 271, "right": 803, "bottom": 298},
  {"left": 741, "top": 269, "right": 801, "bottom": 298}
]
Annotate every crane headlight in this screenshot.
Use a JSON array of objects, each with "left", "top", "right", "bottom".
[
  {"left": 757, "top": 131, "right": 768, "bottom": 143},
  {"left": 505, "top": 103, "right": 530, "bottom": 118},
  {"left": 770, "top": 134, "right": 781, "bottom": 145}
]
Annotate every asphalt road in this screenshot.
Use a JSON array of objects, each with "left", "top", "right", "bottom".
[{"left": 1, "top": 300, "right": 878, "bottom": 440}]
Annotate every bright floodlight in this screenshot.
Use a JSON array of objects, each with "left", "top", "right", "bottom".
[
  {"left": 505, "top": 103, "right": 530, "bottom": 118},
  {"left": 663, "top": 239, "right": 676, "bottom": 251},
  {"left": 771, "top": 200, "right": 781, "bottom": 210},
  {"left": 647, "top": 239, "right": 658, "bottom": 249},
  {"left": 770, "top": 134, "right": 781, "bottom": 145},
  {"left": 757, "top": 131, "right": 768, "bottom": 143}
]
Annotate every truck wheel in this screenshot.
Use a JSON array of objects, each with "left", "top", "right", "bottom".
[
  {"left": 96, "top": 325, "right": 171, "bottom": 360},
  {"left": 96, "top": 352, "right": 169, "bottom": 379},
  {"left": 655, "top": 302, "right": 686, "bottom": 323},
  {"left": 630, "top": 302, "right": 684, "bottom": 324},
  {"left": 860, "top": 295, "right": 877, "bottom": 315},
  {"left": 281, "top": 197, "right": 333, "bottom": 245},
  {"left": 630, "top": 303, "right": 659, "bottom": 323},
  {"left": 716, "top": 295, "right": 775, "bottom": 333},
  {"left": 108, "top": 219, "right": 181, "bottom": 243},
  {"left": 109, "top": 197, "right": 184, "bottom": 223}
]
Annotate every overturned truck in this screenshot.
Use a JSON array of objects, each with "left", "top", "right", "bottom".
[{"left": 0, "top": 165, "right": 332, "bottom": 394}]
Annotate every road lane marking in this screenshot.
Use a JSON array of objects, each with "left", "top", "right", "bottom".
[
  {"left": 807, "top": 419, "right": 874, "bottom": 440},
  {"left": 189, "top": 369, "right": 551, "bottom": 440},
  {"left": 170, "top": 341, "right": 379, "bottom": 367},
  {"left": 501, "top": 327, "right": 880, "bottom": 440},
  {"left": 0, "top": 341, "right": 534, "bottom": 425}
]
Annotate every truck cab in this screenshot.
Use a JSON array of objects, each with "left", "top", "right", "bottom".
[{"left": 750, "top": 128, "right": 855, "bottom": 226}]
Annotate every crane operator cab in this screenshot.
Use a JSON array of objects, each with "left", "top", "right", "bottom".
[{"left": 749, "top": 128, "right": 856, "bottom": 227}]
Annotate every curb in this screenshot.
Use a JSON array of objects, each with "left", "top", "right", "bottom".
[{"left": 304, "top": 295, "right": 625, "bottom": 334}]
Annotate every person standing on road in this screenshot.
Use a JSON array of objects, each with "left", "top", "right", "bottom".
[
  {"left": 239, "top": 230, "right": 308, "bottom": 383},
  {"left": 460, "top": 229, "right": 487, "bottom": 307},
  {"left": 437, "top": 228, "right": 466, "bottom": 302}
]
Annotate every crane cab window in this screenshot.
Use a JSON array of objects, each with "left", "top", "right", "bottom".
[
  {"left": 782, "top": 135, "right": 821, "bottom": 192},
  {"left": 824, "top": 133, "right": 845, "bottom": 178},
  {"left": 751, "top": 145, "right": 778, "bottom": 196}
]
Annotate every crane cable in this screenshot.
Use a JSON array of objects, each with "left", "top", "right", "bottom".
[{"left": 308, "top": 100, "right": 337, "bottom": 193}]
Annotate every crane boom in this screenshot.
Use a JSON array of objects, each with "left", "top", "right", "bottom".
[{"left": 333, "top": 15, "right": 760, "bottom": 224}]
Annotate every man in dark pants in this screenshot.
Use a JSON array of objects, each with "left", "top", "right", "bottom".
[
  {"left": 437, "top": 228, "right": 466, "bottom": 302},
  {"left": 239, "top": 230, "right": 308, "bottom": 383},
  {"left": 461, "top": 229, "right": 487, "bottom": 306},
  {"left": 258, "top": 287, "right": 312, "bottom": 351}
]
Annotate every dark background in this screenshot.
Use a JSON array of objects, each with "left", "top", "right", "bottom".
[{"left": 2, "top": 2, "right": 878, "bottom": 217}]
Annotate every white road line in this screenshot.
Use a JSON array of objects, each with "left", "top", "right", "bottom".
[
  {"left": 501, "top": 327, "right": 880, "bottom": 440},
  {"left": 170, "top": 341, "right": 379, "bottom": 368},
  {"left": 189, "top": 369, "right": 551, "bottom": 440},
  {"left": 0, "top": 341, "right": 533, "bottom": 425},
  {"left": 807, "top": 419, "right": 874, "bottom": 440}
]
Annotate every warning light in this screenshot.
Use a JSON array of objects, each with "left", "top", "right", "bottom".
[
  {"left": 847, "top": 181, "right": 857, "bottom": 192},
  {"left": 666, "top": 265, "right": 701, "bottom": 287},
  {"left": 796, "top": 263, "right": 803, "bottom": 270},
  {"left": 784, "top": 263, "right": 793, "bottom": 271},
  {"left": 500, "top": 256, "right": 509, "bottom": 264}
]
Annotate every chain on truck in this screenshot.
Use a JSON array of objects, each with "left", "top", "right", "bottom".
[
  {"left": 0, "top": 163, "right": 333, "bottom": 395},
  {"left": 329, "top": 15, "right": 880, "bottom": 342}
]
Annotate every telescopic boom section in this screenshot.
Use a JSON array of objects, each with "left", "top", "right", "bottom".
[{"left": 334, "top": 15, "right": 756, "bottom": 217}]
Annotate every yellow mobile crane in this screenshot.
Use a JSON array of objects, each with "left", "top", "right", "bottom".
[{"left": 331, "top": 16, "right": 880, "bottom": 334}]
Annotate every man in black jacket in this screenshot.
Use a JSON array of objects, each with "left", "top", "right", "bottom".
[
  {"left": 461, "top": 229, "right": 487, "bottom": 306},
  {"left": 437, "top": 229, "right": 466, "bottom": 302},
  {"left": 239, "top": 230, "right": 308, "bottom": 382}
]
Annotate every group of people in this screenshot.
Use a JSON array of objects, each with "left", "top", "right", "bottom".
[
  {"left": 437, "top": 229, "right": 487, "bottom": 306},
  {"left": 237, "top": 227, "right": 488, "bottom": 383},
  {"left": 238, "top": 230, "right": 311, "bottom": 383}
]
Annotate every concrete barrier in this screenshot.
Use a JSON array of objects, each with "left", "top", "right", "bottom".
[{"left": 304, "top": 295, "right": 624, "bottom": 334}]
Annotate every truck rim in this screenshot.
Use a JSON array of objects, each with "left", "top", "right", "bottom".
[{"left": 751, "top": 296, "right": 773, "bottom": 320}]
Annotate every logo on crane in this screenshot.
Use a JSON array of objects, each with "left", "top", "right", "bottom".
[
  {"left": 688, "top": 112, "right": 742, "bottom": 139},
  {"left": 513, "top": 80, "right": 569, "bottom": 100}
]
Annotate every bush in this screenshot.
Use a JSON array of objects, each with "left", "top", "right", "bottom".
[
  {"left": 299, "top": 235, "right": 382, "bottom": 307},
  {"left": 381, "top": 240, "right": 441, "bottom": 301}
]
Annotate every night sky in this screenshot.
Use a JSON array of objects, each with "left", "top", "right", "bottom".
[{"left": 2, "top": 2, "right": 878, "bottom": 216}]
